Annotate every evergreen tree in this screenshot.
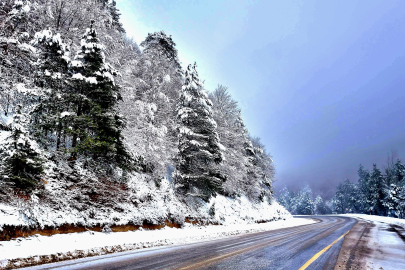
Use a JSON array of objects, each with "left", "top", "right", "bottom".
[
  {"left": 175, "top": 63, "right": 223, "bottom": 201},
  {"left": 296, "top": 191, "right": 314, "bottom": 215},
  {"left": 248, "top": 136, "right": 274, "bottom": 201},
  {"left": 140, "top": 31, "right": 182, "bottom": 72},
  {"left": 1, "top": 0, "right": 36, "bottom": 122},
  {"left": 314, "top": 195, "right": 331, "bottom": 215},
  {"left": 288, "top": 191, "right": 298, "bottom": 214},
  {"left": 369, "top": 164, "right": 385, "bottom": 215},
  {"left": 285, "top": 185, "right": 315, "bottom": 215},
  {"left": 209, "top": 85, "right": 274, "bottom": 200},
  {"left": 31, "top": 29, "right": 71, "bottom": 150},
  {"left": 0, "top": 105, "right": 44, "bottom": 190},
  {"left": 107, "top": 0, "right": 125, "bottom": 33},
  {"left": 122, "top": 30, "right": 183, "bottom": 180},
  {"left": 334, "top": 179, "right": 360, "bottom": 214},
  {"left": 277, "top": 186, "right": 293, "bottom": 212},
  {"left": 396, "top": 184, "right": 405, "bottom": 219},
  {"left": 69, "top": 21, "right": 131, "bottom": 168},
  {"left": 384, "top": 160, "right": 405, "bottom": 218},
  {"left": 358, "top": 164, "right": 371, "bottom": 214},
  {"left": 229, "top": 111, "right": 260, "bottom": 198}
]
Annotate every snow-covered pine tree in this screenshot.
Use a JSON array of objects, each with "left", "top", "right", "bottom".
[
  {"left": 314, "top": 195, "right": 325, "bottom": 215},
  {"left": 122, "top": 30, "right": 183, "bottom": 179},
  {"left": 175, "top": 63, "right": 223, "bottom": 201},
  {"left": 369, "top": 164, "right": 385, "bottom": 215},
  {"left": 333, "top": 179, "right": 360, "bottom": 214},
  {"left": 0, "top": 0, "right": 37, "bottom": 123},
  {"left": 96, "top": 0, "right": 125, "bottom": 33},
  {"left": 357, "top": 164, "right": 371, "bottom": 214},
  {"left": 317, "top": 195, "right": 332, "bottom": 214},
  {"left": 386, "top": 160, "right": 405, "bottom": 218},
  {"left": 0, "top": 104, "right": 44, "bottom": 190},
  {"left": 31, "top": 30, "right": 71, "bottom": 150},
  {"left": 277, "top": 186, "right": 293, "bottom": 212},
  {"left": 107, "top": 0, "right": 125, "bottom": 33},
  {"left": 247, "top": 136, "right": 275, "bottom": 201},
  {"left": 140, "top": 31, "right": 182, "bottom": 72},
  {"left": 232, "top": 111, "right": 251, "bottom": 188},
  {"left": 296, "top": 189, "right": 314, "bottom": 215},
  {"left": 137, "top": 31, "right": 183, "bottom": 113},
  {"left": 69, "top": 21, "right": 131, "bottom": 169},
  {"left": 209, "top": 86, "right": 247, "bottom": 198},
  {"left": 383, "top": 167, "right": 395, "bottom": 216},
  {"left": 231, "top": 112, "right": 274, "bottom": 201}
]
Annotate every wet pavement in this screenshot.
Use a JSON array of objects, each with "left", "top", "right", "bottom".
[{"left": 23, "top": 216, "right": 357, "bottom": 270}]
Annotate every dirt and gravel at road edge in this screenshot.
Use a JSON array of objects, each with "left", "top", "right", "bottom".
[
  {"left": 334, "top": 219, "right": 371, "bottom": 270},
  {"left": 334, "top": 218, "right": 405, "bottom": 270}
]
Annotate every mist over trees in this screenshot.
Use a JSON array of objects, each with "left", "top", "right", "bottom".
[
  {"left": 277, "top": 153, "right": 405, "bottom": 219},
  {"left": 328, "top": 152, "right": 405, "bottom": 219},
  {"left": 0, "top": 0, "right": 275, "bottom": 205},
  {"left": 277, "top": 184, "right": 332, "bottom": 215}
]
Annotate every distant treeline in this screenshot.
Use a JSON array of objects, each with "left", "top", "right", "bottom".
[
  {"left": 277, "top": 185, "right": 332, "bottom": 216},
  {"left": 278, "top": 157, "right": 405, "bottom": 219}
]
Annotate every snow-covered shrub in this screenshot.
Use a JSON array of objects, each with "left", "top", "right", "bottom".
[{"left": 0, "top": 105, "right": 45, "bottom": 190}]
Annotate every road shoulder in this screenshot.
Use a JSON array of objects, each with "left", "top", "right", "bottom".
[{"left": 334, "top": 217, "right": 405, "bottom": 270}]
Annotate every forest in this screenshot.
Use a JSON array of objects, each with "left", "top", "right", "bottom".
[
  {"left": 278, "top": 155, "right": 405, "bottom": 219},
  {"left": 0, "top": 0, "right": 283, "bottom": 228}
]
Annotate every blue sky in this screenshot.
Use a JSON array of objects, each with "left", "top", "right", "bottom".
[{"left": 117, "top": 0, "right": 405, "bottom": 198}]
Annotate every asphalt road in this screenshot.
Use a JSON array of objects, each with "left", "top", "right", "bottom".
[{"left": 25, "top": 216, "right": 357, "bottom": 270}]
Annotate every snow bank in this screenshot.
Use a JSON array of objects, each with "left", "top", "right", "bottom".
[
  {"left": 0, "top": 170, "right": 291, "bottom": 232},
  {"left": 206, "top": 195, "right": 291, "bottom": 224},
  {"left": 0, "top": 217, "right": 314, "bottom": 268},
  {"left": 0, "top": 131, "right": 8, "bottom": 145},
  {"left": 339, "top": 214, "right": 405, "bottom": 228},
  {"left": 0, "top": 151, "right": 293, "bottom": 268}
]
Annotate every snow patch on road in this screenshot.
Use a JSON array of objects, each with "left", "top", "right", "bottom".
[{"left": 339, "top": 214, "right": 405, "bottom": 228}]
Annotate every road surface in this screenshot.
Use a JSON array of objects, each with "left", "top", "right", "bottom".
[{"left": 24, "top": 216, "right": 357, "bottom": 270}]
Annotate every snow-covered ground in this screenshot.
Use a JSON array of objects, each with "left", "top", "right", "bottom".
[
  {"left": 340, "top": 214, "right": 405, "bottom": 270},
  {"left": 0, "top": 217, "right": 315, "bottom": 269},
  {"left": 339, "top": 214, "right": 405, "bottom": 228},
  {"left": 0, "top": 189, "right": 291, "bottom": 231},
  {"left": 0, "top": 114, "right": 12, "bottom": 144},
  {"left": 0, "top": 170, "right": 298, "bottom": 269}
]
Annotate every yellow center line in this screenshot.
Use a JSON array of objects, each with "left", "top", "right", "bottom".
[{"left": 298, "top": 229, "right": 351, "bottom": 270}]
